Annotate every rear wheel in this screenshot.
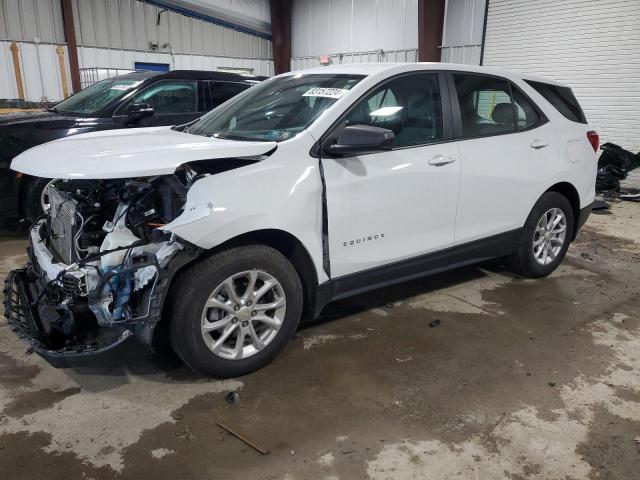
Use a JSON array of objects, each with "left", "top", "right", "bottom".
[
  {"left": 510, "top": 192, "right": 574, "bottom": 278},
  {"left": 169, "top": 245, "right": 303, "bottom": 377}
]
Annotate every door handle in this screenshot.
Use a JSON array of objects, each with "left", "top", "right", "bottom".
[
  {"left": 530, "top": 139, "right": 549, "bottom": 149},
  {"left": 428, "top": 154, "right": 456, "bottom": 166}
]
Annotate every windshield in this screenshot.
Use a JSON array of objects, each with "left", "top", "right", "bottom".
[
  {"left": 54, "top": 77, "right": 144, "bottom": 115},
  {"left": 187, "top": 73, "right": 364, "bottom": 141}
]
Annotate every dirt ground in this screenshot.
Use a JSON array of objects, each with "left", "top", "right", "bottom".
[{"left": 1, "top": 201, "right": 639, "bottom": 480}]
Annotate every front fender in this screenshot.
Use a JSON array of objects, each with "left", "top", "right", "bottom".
[{"left": 162, "top": 141, "right": 327, "bottom": 283}]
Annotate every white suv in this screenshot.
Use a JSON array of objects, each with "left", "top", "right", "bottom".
[{"left": 5, "top": 63, "right": 597, "bottom": 377}]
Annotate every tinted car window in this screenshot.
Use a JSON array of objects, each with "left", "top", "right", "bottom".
[
  {"left": 54, "top": 78, "right": 144, "bottom": 115},
  {"left": 204, "top": 81, "right": 250, "bottom": 110},
  {"left": 187, "top": 74, "right": 364, "bottom": 142},
  {"left": 525, "top": 80, "right": 587, "bottom": 124},
  {"left": 129, "top": 80, "right": 197, "bottom": 114},
  {"left": 344, "top": 73, "right": 443, "bottom": 147},
  {"left": 513, "top": 88, "right": 540, "bottom": 129},
  {"left": 453, "top": 74, "right": 516, "bottom": 138}
]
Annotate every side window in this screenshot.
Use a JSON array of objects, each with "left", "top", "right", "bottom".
[
  {"left": 343, "top": 73, "right": 442, "bottom": 148},
  {"left": 453, "top": 74, "right": 516, "bottom": 138},
  {"left": 525, "top": 80, "right": 587, "bottom": 124},
  {"left": 204, "top": 81, "right": 250, "bottom": 110},
  {"left": 513, "top": 88, "right": 540, "bottom": 129},
  {"left": 128, "top": 80, "right": 197, "bottom": 114}
]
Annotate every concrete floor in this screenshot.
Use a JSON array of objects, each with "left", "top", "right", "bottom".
[{"left": 1, "top": 202, "right": 639, "bottom": 480}]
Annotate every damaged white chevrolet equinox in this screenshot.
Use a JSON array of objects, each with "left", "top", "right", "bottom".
[{"left": 4, "top": 63, "right": 597, "bottom": 377}]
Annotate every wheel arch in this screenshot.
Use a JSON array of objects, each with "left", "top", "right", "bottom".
[
  {"left": 151, "top": 228, "right": 322, "bottom": 354},
  {"left": 203, "top": 229, "right": 320, "bottom": 322},
  {"left": 544, "top": 181, "right": 580, "bottom": 240}
]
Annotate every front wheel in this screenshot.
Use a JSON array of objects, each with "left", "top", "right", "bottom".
[
  {"left": 169, "top": 245, "right": 303, "bottom": 377},
  {"left": 21, "top": 177, "right": 52, "bottom": 221},
  {"left": 510, "top": 192, "right": 574, "bottom": 278}
]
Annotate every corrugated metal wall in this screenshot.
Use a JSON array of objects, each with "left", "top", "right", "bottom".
[
  {"left": 291, "top": 48, "right": 418, "bottom": 71},
  {"left": 482, "top": 0, "right": 640, "bottom": 153},
  {"left": 0, "top": 0, "right": 65, "bottom": 43},
  {"left": 0, "top": 0, "right": 274, "bottom": 101},
  {"left": 78, "top": 46, "right": 274, "bottom": 76},
  {"left": 72, "top": 0, "right": 272, "bottom": 59},
  {"left": 0, "top": 40, "right": 71, "bottom": 101},
  {"left": 291, "top": 0, "right": 418, "bottom": 58},
  {"left": 441, "top": 0, "right": 485, "bottom": 65}
]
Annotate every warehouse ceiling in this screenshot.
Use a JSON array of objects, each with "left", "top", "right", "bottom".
[{"left": 161, "top": 0, "right": 272, "bottom": 35}]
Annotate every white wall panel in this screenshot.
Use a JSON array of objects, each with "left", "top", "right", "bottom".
[
  {"left": 0, "top": 41, "right": 71, "bottom": 101},
  {"left": 71, "top": 0, "right": 272, "bottom": 59},
  {"left": 292, "top": 0, "right": 418, "bottom": 58},
  {"left": 442, "top": 0, "right": 485, "bottom": 47},
  {"left": 482, "top": 0, "right": 640, "bottom": 152},
  {"left": 0, "top": 0, "right": 65, "bottom": 43},
  {"left": 78, "top": 45, "right": 274, "bottom": 77},
  {"left": 291, "top": 48, "right": 418, "bottom": 71},
  {"left": 0, "top": 40, "right": 18, "bottom": 98}
]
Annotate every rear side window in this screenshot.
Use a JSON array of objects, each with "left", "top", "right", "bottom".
[
  {"left": 202, "top": 81, "right": 250, "bottom": 111},
  {"left": 525, "top": 80, "right": 587, "bottom": 124},
  {"left": 513, "top": 89, "right": 540, "bottom": 129},
  {"left": 452, "top": 74, "right": 516, "bottom": 137}
]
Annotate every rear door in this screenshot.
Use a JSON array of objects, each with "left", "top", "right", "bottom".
[
  {"left": 448, "top": 72, "right": 556, "bottom": 245},
  {"left": 322, "top": 72, "right": 461, "bottom": 278}
]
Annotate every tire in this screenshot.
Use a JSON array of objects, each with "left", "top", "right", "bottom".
[
  {"left": 510, "top": 192, "right": 574, "bottom": 278},
  {"left": 169, "top": 244, "right": 303, "bottom": 377},
  {"left": 21, "top": 177, "right": 51, "bottom": 221}
]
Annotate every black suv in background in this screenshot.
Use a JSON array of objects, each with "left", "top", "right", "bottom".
[{"left": 0, "top": 70, "right": 263, "bottom": 221}]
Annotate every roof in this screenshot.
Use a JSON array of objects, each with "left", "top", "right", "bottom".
[
  {"left": 115, "top": 69, "right": 265, "bottom": 83},
  {"left": 159, "top": 70, "right": 265, "bottom": 82},
  {"left": 285, "top": 62, "right": 568, "bottom": 87}
]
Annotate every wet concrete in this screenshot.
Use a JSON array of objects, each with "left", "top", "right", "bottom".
[{"left": 1, "top": 202, "right": 639, "bottom": 479}]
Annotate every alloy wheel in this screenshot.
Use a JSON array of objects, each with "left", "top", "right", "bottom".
[
  {"left": 532, "top": 207, "right": 567, "bottom": 265},
  {"left": 200, "top": 270, "right": 286, "bottom": 360}
]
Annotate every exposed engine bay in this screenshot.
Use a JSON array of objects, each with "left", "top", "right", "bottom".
[{"left": 4, "top": 163, "right": 222, "bottom": 357}]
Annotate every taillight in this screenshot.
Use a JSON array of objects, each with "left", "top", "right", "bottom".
[{"left": 587, "top": 131, "right": 599, "bottom": 152}]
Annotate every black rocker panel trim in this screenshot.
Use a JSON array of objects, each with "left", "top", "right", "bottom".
[{"left": 328, "top": 228, "right": 521, "bottom": 303}]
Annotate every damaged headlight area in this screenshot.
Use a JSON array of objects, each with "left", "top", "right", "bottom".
[{"left": 3, "top": 165, "right": 208, "bottom": 359}]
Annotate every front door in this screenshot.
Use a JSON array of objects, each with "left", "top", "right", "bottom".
[
  {"left": 322, "top": 73, "right": 461, "bottom": 278},
  {"left": 115, "top": 79, "right": 201, "bottom": 127}
]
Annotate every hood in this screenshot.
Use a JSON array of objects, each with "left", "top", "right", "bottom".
[
  {"left": 0, "top": 109, "right": 77, "bottom": 127},
  {"left": 11, "top": 127, "right": 278, "bottom": 179}
]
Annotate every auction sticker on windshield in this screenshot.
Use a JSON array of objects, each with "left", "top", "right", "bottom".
[{"left": 302, "top": 87, "right": 349, "bottom": 99}]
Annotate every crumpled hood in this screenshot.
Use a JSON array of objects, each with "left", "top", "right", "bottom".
[{"left": 11, "top": 126, "right": 277, "bottom": 179}]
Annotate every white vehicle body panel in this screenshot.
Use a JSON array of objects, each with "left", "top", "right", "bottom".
[
  {"left": 11, "top": 126, "right": 277, "bottom": 179},
  {"left": 453, "top": 120, "right": 560, "bottom": 244},
  {"left": 10, "top": 63, "right": 597, "bottom": 286},
  {"left": 323, "top": 142, "right": 460, "bottom": 277},
  {"left": 161, "top": 133, "right": 329, "bottom": 283}
]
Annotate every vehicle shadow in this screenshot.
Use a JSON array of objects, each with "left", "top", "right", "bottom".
[
  {"left": 307, "top": 260, "right": 514, "bottom": 329},
  {"left": 54, "top": 260, "right": 514, "bottom": 388}
]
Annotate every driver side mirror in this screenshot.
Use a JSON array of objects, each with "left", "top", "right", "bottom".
[
  {"left": 124, "top": 103, "right": 154, "bottom": 121},
  {"left": 324, "top": 125, "right": 395, "bottom": 157}
]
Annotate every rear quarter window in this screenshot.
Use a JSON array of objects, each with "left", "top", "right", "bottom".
[{"left": 525, "top": 80, "right": 587, "bottom": 124}]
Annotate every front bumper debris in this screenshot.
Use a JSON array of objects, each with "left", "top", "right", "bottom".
[
  {"left": 3, "top": 267, "right": 134, "bottom": 362},
  {"left": 3, "top": 222, "right": 199, "bottom": 366}
]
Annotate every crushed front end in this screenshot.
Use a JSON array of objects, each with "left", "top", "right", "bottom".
[{"left": 3, "top": 170, "right": 201, "bottom": 363}]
